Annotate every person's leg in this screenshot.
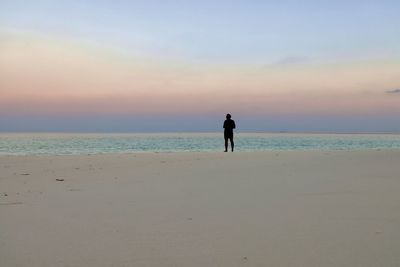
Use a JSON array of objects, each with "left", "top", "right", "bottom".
[
  {"left": 230, "top": 137, "right": 234, "bottom": 152},
  {"left": 224, "top": 137, "right": 228, "bottom": 152}
]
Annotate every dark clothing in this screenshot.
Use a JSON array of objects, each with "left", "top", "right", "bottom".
[
  {"left": 224, "top": 132, "right": 233, "bottom": 139},
  {"left": 223, "top": 118, "right": 235, "bottom": 152},
  {"left": 223, "top": 119, "right": 236, "bottom": 138}
]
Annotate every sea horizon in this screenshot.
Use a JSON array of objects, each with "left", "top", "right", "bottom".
[{"left": 2, "top": 131, "right": 400, "bottom": 135}]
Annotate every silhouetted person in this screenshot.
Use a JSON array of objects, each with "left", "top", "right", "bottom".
[{"left": 223, "top": 114, "right": 236, "bottom": 152}]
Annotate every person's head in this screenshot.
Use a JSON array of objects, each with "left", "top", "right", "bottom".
[{"left": 226, "top": 113, "right": 231, "bottom": 119}]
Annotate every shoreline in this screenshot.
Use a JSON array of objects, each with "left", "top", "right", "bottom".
[{"left": 1, "top": 147, "right": 399, "bottom": 157}]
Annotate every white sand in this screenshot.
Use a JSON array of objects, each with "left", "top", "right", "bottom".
[{"left": 1, "top": 151, "right": 400, "bottom": 267}]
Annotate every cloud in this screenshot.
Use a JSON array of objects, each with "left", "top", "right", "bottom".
[{"left": 386, "top": 89, "right": 400, "bottom": 94}]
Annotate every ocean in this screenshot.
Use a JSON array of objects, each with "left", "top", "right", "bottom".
[{"left": 1, "top": 132, "right": 400, "bottom": 155}]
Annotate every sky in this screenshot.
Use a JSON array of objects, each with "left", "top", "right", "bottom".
[{"left": 1, "top": 0, "right": 400, "bottom": 132}]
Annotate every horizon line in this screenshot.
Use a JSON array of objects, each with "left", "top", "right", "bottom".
[{"left": 1, "top": 131, "right": 400, "bottom": 135}]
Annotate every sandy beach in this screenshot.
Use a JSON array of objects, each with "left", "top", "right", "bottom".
[{"left": 1, "top": 150, "right": 400, "bottom": 267}]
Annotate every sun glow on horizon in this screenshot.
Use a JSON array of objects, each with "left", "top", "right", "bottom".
[{"left": 1, "top": 32, "right": 400, "bottom": 118}]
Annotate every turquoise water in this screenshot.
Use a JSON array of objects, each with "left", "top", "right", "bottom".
[{"left": 1, "top": 132, "right": 400, "bottom": 155}]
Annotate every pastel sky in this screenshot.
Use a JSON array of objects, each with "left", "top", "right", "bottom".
[{"left": 1, "top": 0, "right": 400, "bottom": 132}]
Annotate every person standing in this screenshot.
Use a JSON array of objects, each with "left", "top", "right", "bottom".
[{"left": 223, "top": 114, "right": 236, "bottom": 152}]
